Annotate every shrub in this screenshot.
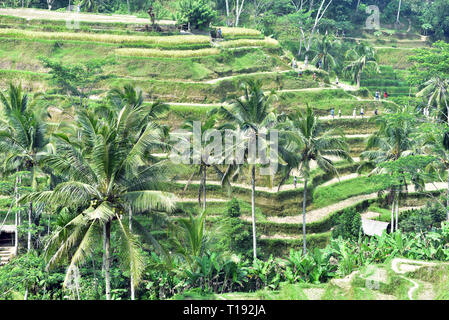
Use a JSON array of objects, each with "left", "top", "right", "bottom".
[
  {"left": 331, "top": 208, "right": 362, "bottom": 240},
  {"left": 216, "top": 199, "right": 252, "bottom": 258},
  {"left": 226, "top": 197, "right": 241, "bottom": 218},
  {"left": 176, "top": 0, "right": 216, "bottom": 30},
  {"left": 400, "top": 202, "right": 446, "bottom": 233}
]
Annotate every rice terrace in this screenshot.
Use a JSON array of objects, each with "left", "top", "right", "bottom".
[{"left": 0, "top": 0, "right": 449, "bottom": 304}]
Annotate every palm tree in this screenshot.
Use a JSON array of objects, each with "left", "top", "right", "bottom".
[
  {"left": 180, "top": 115, "right": 226, "bottom": 212},
  {"left": 360, "top": 107, "right": 419, "bottom": 231},
  {"left": 23, "top": 99, "right": 176, "bottom": 300},
  {"left": 216, "top": 79, "right": 277, "bottom": 261},
  {"left": 0, "top": 83, "right": 49, "bottom": 253},
  {"left": 278, "top": 106, "right": 352, "bottom": 254},
  {"left": 420, "top": 123, "right": 449, "bottom": 221},
  {"left": 343, "top": 42, "right": 379, "bottom": 88},
  {"left": 416, "top": 76, "right": 449, "bottom": 124},
  {"left": 170, "top": 210, "right": 207, "bottom": 267},
  {"left": 107, "top": 84, "right": 168, "bottom": 299},
  {"left": 311, "top": 35, "right": 340, "bottom": 74}
]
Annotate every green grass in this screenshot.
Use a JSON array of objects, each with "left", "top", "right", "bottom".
[
  {"left": 375, "top": 48, "right": 415, "bottom": 69},
  {"left": 219, "top": 37, "right": 280, "bottom": 48},
  {"left": 0, "top": 28, "right": 212, "bottom": 50},
  {"left": 311, "top": 176, "right": 385, "bottom": 209}
]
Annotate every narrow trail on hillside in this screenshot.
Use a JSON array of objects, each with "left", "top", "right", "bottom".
[
  {"left": 0, "top": 8, "right": 175, "bottom": 25},
  {"left": 176, "top": 170, "right": 360, "bottom": 194},
  {"left": 390, "top": 258, "right": 441, "bottom": 300},
  {"left": 361, "top": 206, "right": 424, "bottom": 219},
  {"left": 262, "top": 182, "right": 447, "bottom": 225},
  {"left": 205, "top": 69, "right": 291, "bottom": 84}
]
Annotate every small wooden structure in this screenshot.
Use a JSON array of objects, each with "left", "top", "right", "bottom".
[
  {"left": 361, "top": 218, "right": 390, "bottom": 237},
  {"left": 0, "top": 225, "right": 16, "bottom": 265}
]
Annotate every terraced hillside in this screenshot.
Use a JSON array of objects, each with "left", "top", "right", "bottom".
[
  {"left": 0, "top": 8, "right": 439, "bottom": 259},
  {"left": 188, "top": 258, "right": 449, "bottom": 300},
  {"left": 349, "top": 32, "right": 430, "bottom": 98}
]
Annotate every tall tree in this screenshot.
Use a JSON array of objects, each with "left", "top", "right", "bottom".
[
  {"left": 235, "top": 0, "right": 246, "bottom": 26},
  {"left": 360, "top": 107, "right": 420, "bottom": 231},
  {"left": 181, "top": 116, "right": 221, "bottom": 212},
  {"left": 23, "top": 96, "right": 176, "bottom": 300},
  {"left": 0, "top": 83, "right": 49, "bottom": 253},
  {"left": 416, "top": 77, "right": 449, "bottom": 125},
  {"left": 420, "top": 122, "right": 449, "bottom": 221},
  {"left": 310, "top": 34, "right": 340, "bottom": 73},
  {"left": 343, "top": 42, "right": 379, "bottom": 88},
  {"left": 278, "top": 106, "right": 351, "bottom": 254},
  {"left": 216, "top": 79, "right": 277, "bottom": 260},
  {"left": 300, "top": 0, "right": 333, "bottom": 67}
]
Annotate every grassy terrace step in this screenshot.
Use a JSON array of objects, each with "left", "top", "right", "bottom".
[
  {"left": 0, "top": 28, "right": 213, "bottom": 50},
  {"left": 259, "top": 232, "right": 331, "bottom": 257},
  {"left": 166, "top": 162, "right": 365, "bottom": 217},
  {"left": 375, "top": 48, "right": 416, "bottom": 69},
  {"left": 0, "top": 38, "right": 286, "bottom": 82},
  {"left": 2, "top": 68, "right": 320, "bottom": 103}
]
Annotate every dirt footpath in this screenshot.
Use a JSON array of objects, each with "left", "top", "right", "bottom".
[{"left": 0, "top": 8, "right": 175, "bottom": 25}]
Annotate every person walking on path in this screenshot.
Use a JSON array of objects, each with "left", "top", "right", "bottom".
[
  {"left": 291, "top": 57, "right": 297, "bottom": 69},
  {"left": 384, "top": 91, "right": 388, "bottom": 99},
  {"left": 375, "top": 90, "right": 380, "bottom": 101},
  {"left": 330, "top": 108, "right": 335, "bottom": 119},
  {"left": 353, "top": 107, "right": 357, "bottom": 118},
  {"left": 360, "top": 107, "right": 364, "bottom": 118},
  {"left": 335, "top": 76, "right": 339, "bottom": 85},
  {"left": 217, "top": 28, "right": 223, "bottom": 39},
  {"left": 294, "top": 176, "right": 297, "bottom": 189},
  {"left": 338, "top": 109, "right": 342, "bottom": 117},
  {"left": 298, "top": 69, "right": 303, "bottom": 77},
  {"left": 374, "top": 107, "right": 378, "bottom": 116}
]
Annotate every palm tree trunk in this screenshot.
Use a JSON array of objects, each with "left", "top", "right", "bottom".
[
  {"left": 302, "top": 179, "right": 308, "bottom": 255},
  {"left": 395, "top": 192, "right": 399, "bottom": 231},
  {"left": 444, "top": 97, "right": 449, "bottom": 126},
  {"left": 28, "top": 165, "right": 37, "bottom": 252},
  {"left": 391, "top": 191, "right": 395, "bottom": 233},
  {"left": 251, "top": 165, "right": 257, "bottom": 260},
  {"left": 203, "top": 168, "right": 207, "bottom": 234},
  {"left": 104, "top": 220, "right": 111, "bottom": 300},
  {"left": 447, "top": 168, "right": 449, "bottom": 221},
  {"left": 357, "top": 70, "right": 362, "bottom": 89},
  {"left": 129, "top": 207, "right": 135, "bottom": 300},
  {"left": 127, "top": 0, "right": 130, "bottom": 14},
  {"left": 102, "top": 224, "right": 106, "bottom": 272},
  {"left": 27, "top": 201, "right": 32, "bottom": 252},
  {"left": 14, "top": 175, "right": 19, "bottom": 256},
  {"left": 203, "top": 167, "right": 207, "bottom": 212}
]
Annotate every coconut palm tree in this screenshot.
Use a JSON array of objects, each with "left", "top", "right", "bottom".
[
  {"left": 311, "top": 35, "right": 341, "bottom": 74},
  {"left": 181, "top": 116, "right": 219, "bottom": 212},
  {"left": 215, "top": 79, "right": 277, "bottom": 261},
  {"left": 107, "top": 84, "right": 169, "bottom": 299},
  {"left": 360, "top": 106, "right": 420, "bottom": 231},
  {"left": 419, "top": 123, "right": 449, "bottom": 221},
  {"left": 416, "top": 76, "right": 449, "bottom": 124},
  {"left": 0, "top": 83, "right": 49, "bottom": 253},
  {"left": 22, "top": 99, "right": 176, "bottom": 300},
  {"left": 278, "top": 106, "right": 352, "bottom": 254},
  {"left": 343, "top": 42, "right": 379, "bottom": 88}
]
